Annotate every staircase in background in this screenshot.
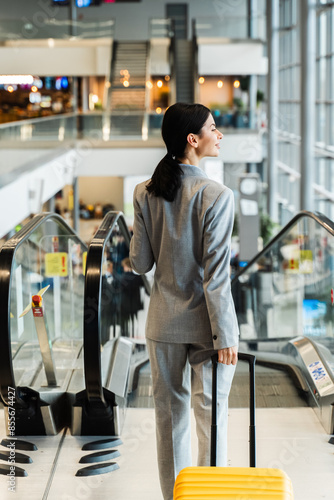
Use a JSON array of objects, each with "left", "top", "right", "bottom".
[{"left": 109, "top": 41, "right": 148, "bottom": 112}]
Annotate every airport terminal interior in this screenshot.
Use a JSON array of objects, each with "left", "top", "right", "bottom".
[{"left": 0, "top": 0, "right": 334, "bottom": 498}]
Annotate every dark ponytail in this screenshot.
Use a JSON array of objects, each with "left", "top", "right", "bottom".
[
  {"left": 147, "top": 153, "right": 183, "bottom": 202},
  {"left": 146, "top": 102, "right": 210, "bottom": 202}
]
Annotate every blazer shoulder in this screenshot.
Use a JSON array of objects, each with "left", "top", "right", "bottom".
[
  {"left": 133, "top": 180, "right": 151, "bottom": 203},
  {"left": 202, "top": 179, "right": 232, "bottom": 207}
]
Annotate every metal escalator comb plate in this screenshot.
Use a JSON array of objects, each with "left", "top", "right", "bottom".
[
  {"left": 0, "top": 450, "right": 33, "bottom": 464},
  {"left": 79, "top": 449, "right": 121, "bottom": 463},
  {"left": 0, "top": 439, "right": 38, "bottom": 451},
  {"left": 0, "top": 464, "right": 27, "bottom": 477},
  {"left": 82, "top": 438, "right": 123, "bottom": 451},
  {"left": 75, "top": 462, "right": 119, "bottom": 476}
]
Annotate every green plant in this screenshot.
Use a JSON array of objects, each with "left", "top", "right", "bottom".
[
  {"left": 260, "top": 212, "right": 279, "bottom": 245},
  {"left": 233, "top": 211, "right": 279, "bottom": 246},
  {"left": 240, "top": 76, "right": 249, "bottom": 92},
  {"left": 233, "top": 98, "right": 244, "bottom": 111},
  {"left": 256, "top": 90, "right": 265, "bottom": 105}
]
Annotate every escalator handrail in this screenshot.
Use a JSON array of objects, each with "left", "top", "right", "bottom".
[
  {"left": 0, "top": 212, "right": 88, "bottom": 406},
  {"left": 231, "top": 210, "right": 334, "bottom": 285},
  {"left": 83, "top": 210, "right": 151, "bottom": 404}
]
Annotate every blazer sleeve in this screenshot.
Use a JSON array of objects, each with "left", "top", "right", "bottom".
[
  {"left": 202, "top": 187, "right": 239, "bottom": 350},
  {"left": 129, "top": 185, "right": 155, "bottom": 274}
]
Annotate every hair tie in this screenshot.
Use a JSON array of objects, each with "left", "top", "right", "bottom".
[{"left": 167, "top": 151, "right": 176, "bottom": 161}]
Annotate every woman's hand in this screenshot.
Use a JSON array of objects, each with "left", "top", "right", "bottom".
[{"left": 218, "top": 346, "right": 238, "bottom": 365}]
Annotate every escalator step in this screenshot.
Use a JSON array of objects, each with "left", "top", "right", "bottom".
[
  {"left": 82, "top": 438, "right": 123, "bottom": 451},
  {"left": 79, "top": 449, "right": 121, "bottom": 463},
  {"left": 0, "top": 450, "right": 33, "bottom": 464},
  {"left": 0, "top": 439, "right": 37, "bottom": 451},
  {"left": 75, "top": 462, "right": 119, "bottom": 476},
  {"left": 0, "top": 464, "right": 27, "bottom": 477}
]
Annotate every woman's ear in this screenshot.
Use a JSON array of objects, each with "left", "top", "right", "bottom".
[{"left": 187, "top": 133, "right": 198, "bottom": 148}]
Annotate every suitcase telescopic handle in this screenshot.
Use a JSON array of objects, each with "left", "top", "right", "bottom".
[{"left": 211, "top": 352, "right": 256, "bottom": 468}]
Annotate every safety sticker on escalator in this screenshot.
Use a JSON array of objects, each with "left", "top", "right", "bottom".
[
  {"left": 299, "top": 250, "right": 313, "bottom": 273},
  {"left": 287, "top": 250, "right": 313, "bottom": 274},
  {"left": 307, "top": 360, "right": 332, "bottom": 395},
  {"left": 45, "top": 252, "right": 68, "bottom": 277}
]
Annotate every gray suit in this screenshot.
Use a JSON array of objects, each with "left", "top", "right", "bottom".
[
  {"left": 130, "top": 164, "right": 239, "bottom": 349},
  {"left": 129, "top": 164, "right": 239, "bottom": 500}
]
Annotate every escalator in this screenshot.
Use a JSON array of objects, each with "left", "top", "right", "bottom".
[
  {"left": 0, "top": 211, "right": 151, "bottom": 496},
  {"left": 231, "top": 210, "right": 334, "bottom": 434},
  {"left": 69, "top": 211, "right": 150, "bottom": 437},
  {"left": 0, "top": 213, "right": 87, "bottom": 437}
]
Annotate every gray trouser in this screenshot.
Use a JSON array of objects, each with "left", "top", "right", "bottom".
[{"left": 146, "top": 338, "right": 236, "bottom": 500}]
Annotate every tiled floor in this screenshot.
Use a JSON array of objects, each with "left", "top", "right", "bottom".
[
  {"left": 51, "top": 407, "right": 334, "bottom": 500},
  {"left": 1, "top": 406, "right": 333, "bottom": 499}
]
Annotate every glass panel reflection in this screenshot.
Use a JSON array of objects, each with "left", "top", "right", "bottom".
[
  {"left": 232, "top": 216, "right": 334, "bottom": 353},
  {"left": 93, "top": 218, "right": 150, "bottom": 431},
  {"left": 100, "top": 222, "right": 148, "bottom": 346},
  {"left": 9, "top": 217, "right": 86, "bottom": 388}
]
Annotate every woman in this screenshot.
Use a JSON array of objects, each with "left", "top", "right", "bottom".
[{"left": 129, "top": 102, "right": 239, "bottom": 500}]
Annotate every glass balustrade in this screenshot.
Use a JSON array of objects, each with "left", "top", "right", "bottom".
[
  {"left": 232, "top": 213, "right": 334, "bottom": 354},
  {"left": 78, "top": 211, "right": 151, "bottom": 435},
  {"left": 0, "top": 106, "right": 257, "bottom": 147},
  {"left": 194, "top": 15, "right": 266, "bottom": 40},
  {"left": 0, "top": 214, "right": 87, "bottom": 397},
  {"left": 0, "top": 19, "right": 114, "bottom": 41},
  {"left": 0, "top": 114, "right": 77, "bottom": 142},
  {"left": 0, "top": 111, "right": 165, "bottom": 144},
  {"left": 149, "top": 18, "right": 173, "bottom": 38},
  {"left": 99, "top": 222, "right": 150, "bottom": 345}
]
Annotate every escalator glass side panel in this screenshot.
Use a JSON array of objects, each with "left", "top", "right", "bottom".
[
  {"left": 100, "top": 222, "right": 150, "bottom": 348},
  {"left": 232, "top": 212, "right": 334, "bottom": 354},
  {"left": 10, "top": 220, "right": 87, "bottom": 388},
  {"left": 0, "top": 213, "right": 87, "bottom": 405},
  {"left": 100, "top": 217, "right": 151, "bottom": 431},
  {"left": 79, "top": 211, "right": 151, "bottom": 435}
]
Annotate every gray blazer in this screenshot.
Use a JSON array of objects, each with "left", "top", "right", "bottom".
[{"left": 129, "top": 164, "right": 239, "bottom": 350}]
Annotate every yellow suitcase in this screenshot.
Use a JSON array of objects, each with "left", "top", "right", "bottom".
[
  {"left": 174, "top": 466, "right": 294, "bottom": 499},
  {"left": 173, "top": 354, "right": 294, "bottom": 500}
]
